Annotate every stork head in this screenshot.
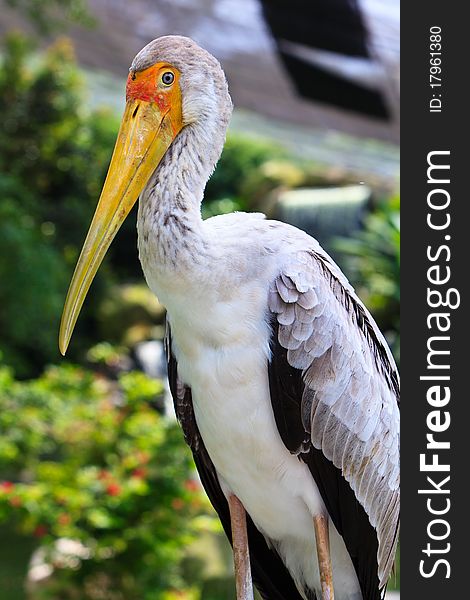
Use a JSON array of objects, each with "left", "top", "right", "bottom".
[{"left": 59, "top": 36, "right": 232, "bottom": 355}]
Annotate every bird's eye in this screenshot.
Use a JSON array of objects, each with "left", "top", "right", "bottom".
[{"left": 161, "top": 71, "right": 174, "bottom": 86}]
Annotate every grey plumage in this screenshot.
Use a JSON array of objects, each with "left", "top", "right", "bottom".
[{"left": 268, "top": 250, "right": 399, "bottom": 587}]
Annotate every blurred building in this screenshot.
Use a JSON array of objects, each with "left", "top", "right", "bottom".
[{"left": 1, "top": 0, "right": 399, "bottom": 143}]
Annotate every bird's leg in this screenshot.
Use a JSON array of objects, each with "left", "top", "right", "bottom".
[
  {"left": 228, "top": 494, "right": 254, "bottom": 600},
  {"left": 313, "top": 514, "right": 335, "bottom": 600}
]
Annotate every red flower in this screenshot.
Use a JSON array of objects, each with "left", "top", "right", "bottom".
[
  {"left": 0, "top": 481, "right": 14, "bottom": 493},
  {"left": 131, "top": 467, "right": 147, "bottom": 479},
  {"left": 9, "top": 496, "right": 22, "bottom": 507},
  {"left": 33, "top": 524, "right": 48, "bottom": 538},
  {"left": 58, "top": 513, "right": 71, "bottom": 526},
  {"left": 106, "top": 482, "right": 121, "bottom": 497},
  {"left": 137, "top": 451, "right": 151, "bottom": 464},
  {"left": 171, "top": 498, "right": 184, "bottom": 511},
  {"left": 184, "top": 479, "right": 199, "bottom": 493}
]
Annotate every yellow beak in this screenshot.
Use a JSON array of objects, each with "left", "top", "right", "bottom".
[{"left": 59, "top": 98, "right": 181, "bottom": 355}]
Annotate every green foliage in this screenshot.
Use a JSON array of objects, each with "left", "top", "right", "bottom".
[
  {"left": 0, "top": 34, "right": 119, "bottom": 249},
  {"left": 0, "top": 362, "right": 210, "bottom": 598},
  {"left": 96, "top": 284, "right": 166, "bottom": 348},
  {"left": 203, "top": 136, "right": 285, "bottom": 217},
  {"left": 0, "top": 33, "right": 120, "bottom": 376},
  {"left": 0, "top": 185, "right": 66, "bottom": 376},
  {"left": 334, "top": 195, "right": 400, "bottom": 363},
  {"left": 6, "top": 0, "right": 94, "bottom": 35}
]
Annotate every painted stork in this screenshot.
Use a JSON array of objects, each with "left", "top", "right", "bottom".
[{"left": 59, "top": 36, "right": 399, "bottom": 600}]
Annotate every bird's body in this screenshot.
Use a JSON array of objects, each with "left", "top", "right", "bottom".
[
  {"left": 140, "top": 206, "right": 362, "bottom": 598},
  {"left": 60, "top": 35, "right": 400, "bottom": 600}
]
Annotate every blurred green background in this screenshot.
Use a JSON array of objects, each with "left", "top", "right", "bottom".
[{"left": 0, "top": 1, "right": 399, "bottom": 598}]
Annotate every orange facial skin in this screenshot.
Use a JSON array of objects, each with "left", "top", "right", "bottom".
[
  {"left": 126, "top": 63, "right": 181, "bottom": 113},
  {"left": 126, "top": 63, "right": 183, "bottom": 137}
]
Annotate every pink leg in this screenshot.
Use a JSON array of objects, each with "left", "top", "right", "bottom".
[
  {"left": 313, "top": 514, "right": 335, "bottom": 600},
  {"left": 228, "top": 494, "right": 254, "bottom": 600}
]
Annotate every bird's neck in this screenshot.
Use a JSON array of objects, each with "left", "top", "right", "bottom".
[{"left": 137, "top": 120, "right": 224, "bottom": 278}]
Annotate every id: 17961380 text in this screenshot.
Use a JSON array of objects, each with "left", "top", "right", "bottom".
[{"left": 429, "top": 26, "right": 443, "bottom": 113}]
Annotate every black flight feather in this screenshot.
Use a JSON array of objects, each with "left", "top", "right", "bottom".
[{"left": 268, "top": 318, "right": 382, "bottom": 600}]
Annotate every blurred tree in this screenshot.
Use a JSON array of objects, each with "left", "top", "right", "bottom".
[
  {"left": 334, "top": 195, "right": 400, "bottom": 364},
  {"left": 0, "top": 187, "right": 66, "bottom": 379},
  {"left": 203, "top": 135, "right": 284, "bottom": 216},
  {"left": 0, "top": 33, "right": 118, "bottom": 251},
  {"left": 0, "top": 33, "right": 119, "bottom": 376},
  {"left": 5, "top": 0, "right": 94, "bottom": 35}
]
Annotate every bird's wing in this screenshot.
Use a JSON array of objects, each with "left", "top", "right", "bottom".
[
  {"left": 165, "top": 326, "right": 306, "bottom": 600},
  {"left": 267, "top": 249, "right": 400, "bottom": 596}
]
